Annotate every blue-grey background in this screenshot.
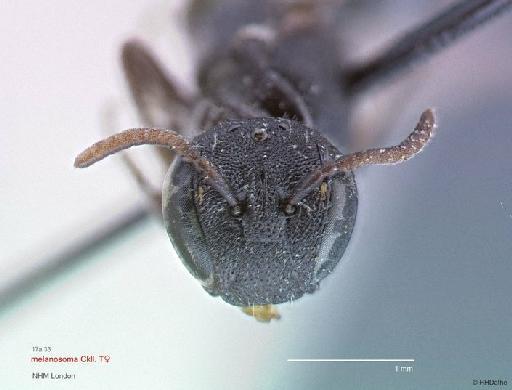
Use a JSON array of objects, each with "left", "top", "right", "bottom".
[{"left": 1, "top": 1, "right": 511, "bottom": 389}]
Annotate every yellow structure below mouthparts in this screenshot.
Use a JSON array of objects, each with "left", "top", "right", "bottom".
[{"left": 241, "top": 305, "right": 281, "bottom": 322}]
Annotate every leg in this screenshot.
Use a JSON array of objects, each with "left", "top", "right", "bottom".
[
  {"left": 188, "top": 99, "right": 231, "bottom": 130},
  {"left": 348, "top": 68, "right": 426, "bottom": 151},
  {"left": 101, "top": 102, "right": 163, "bottom": 212},
  {"left": 118, "top": 153, "right": 163, "bottom": 212},
  {"left": 232, "top": 33, "right": 314, "bottom": 126},
  {"left": 122, "top": 39, "right": 196, "bottom": 166},
  {"left": 122, "top": 39, "right": 194, "bottom": 130},
  {"left": 344, "top": 0, "right": 512, "bottom": 93},
  {"left": 215, "top": 89, "right": 270, "bottom": 119}
]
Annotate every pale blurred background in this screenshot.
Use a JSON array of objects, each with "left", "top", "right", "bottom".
[{"left": 1, "top": 1, "right": 511, "bottom": 389}]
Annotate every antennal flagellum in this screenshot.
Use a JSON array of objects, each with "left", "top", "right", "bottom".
[
  {"left": 286, "top": 109, "right": 436, "bottom": 205},
  {"left": 74, "top": 128, "right": 238, "bottom": 207}
]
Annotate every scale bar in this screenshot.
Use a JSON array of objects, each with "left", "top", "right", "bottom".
[{"left": 287, "top": 359, "right": 415, "bottom": 362}]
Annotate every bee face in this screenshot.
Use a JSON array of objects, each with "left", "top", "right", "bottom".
[{"left": 163, "top": 117, "right": 357, "bottom": 306}]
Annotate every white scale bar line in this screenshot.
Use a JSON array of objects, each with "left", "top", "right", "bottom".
[{"left": 287, "top": 359, "right": 415, "bottom": 362}]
